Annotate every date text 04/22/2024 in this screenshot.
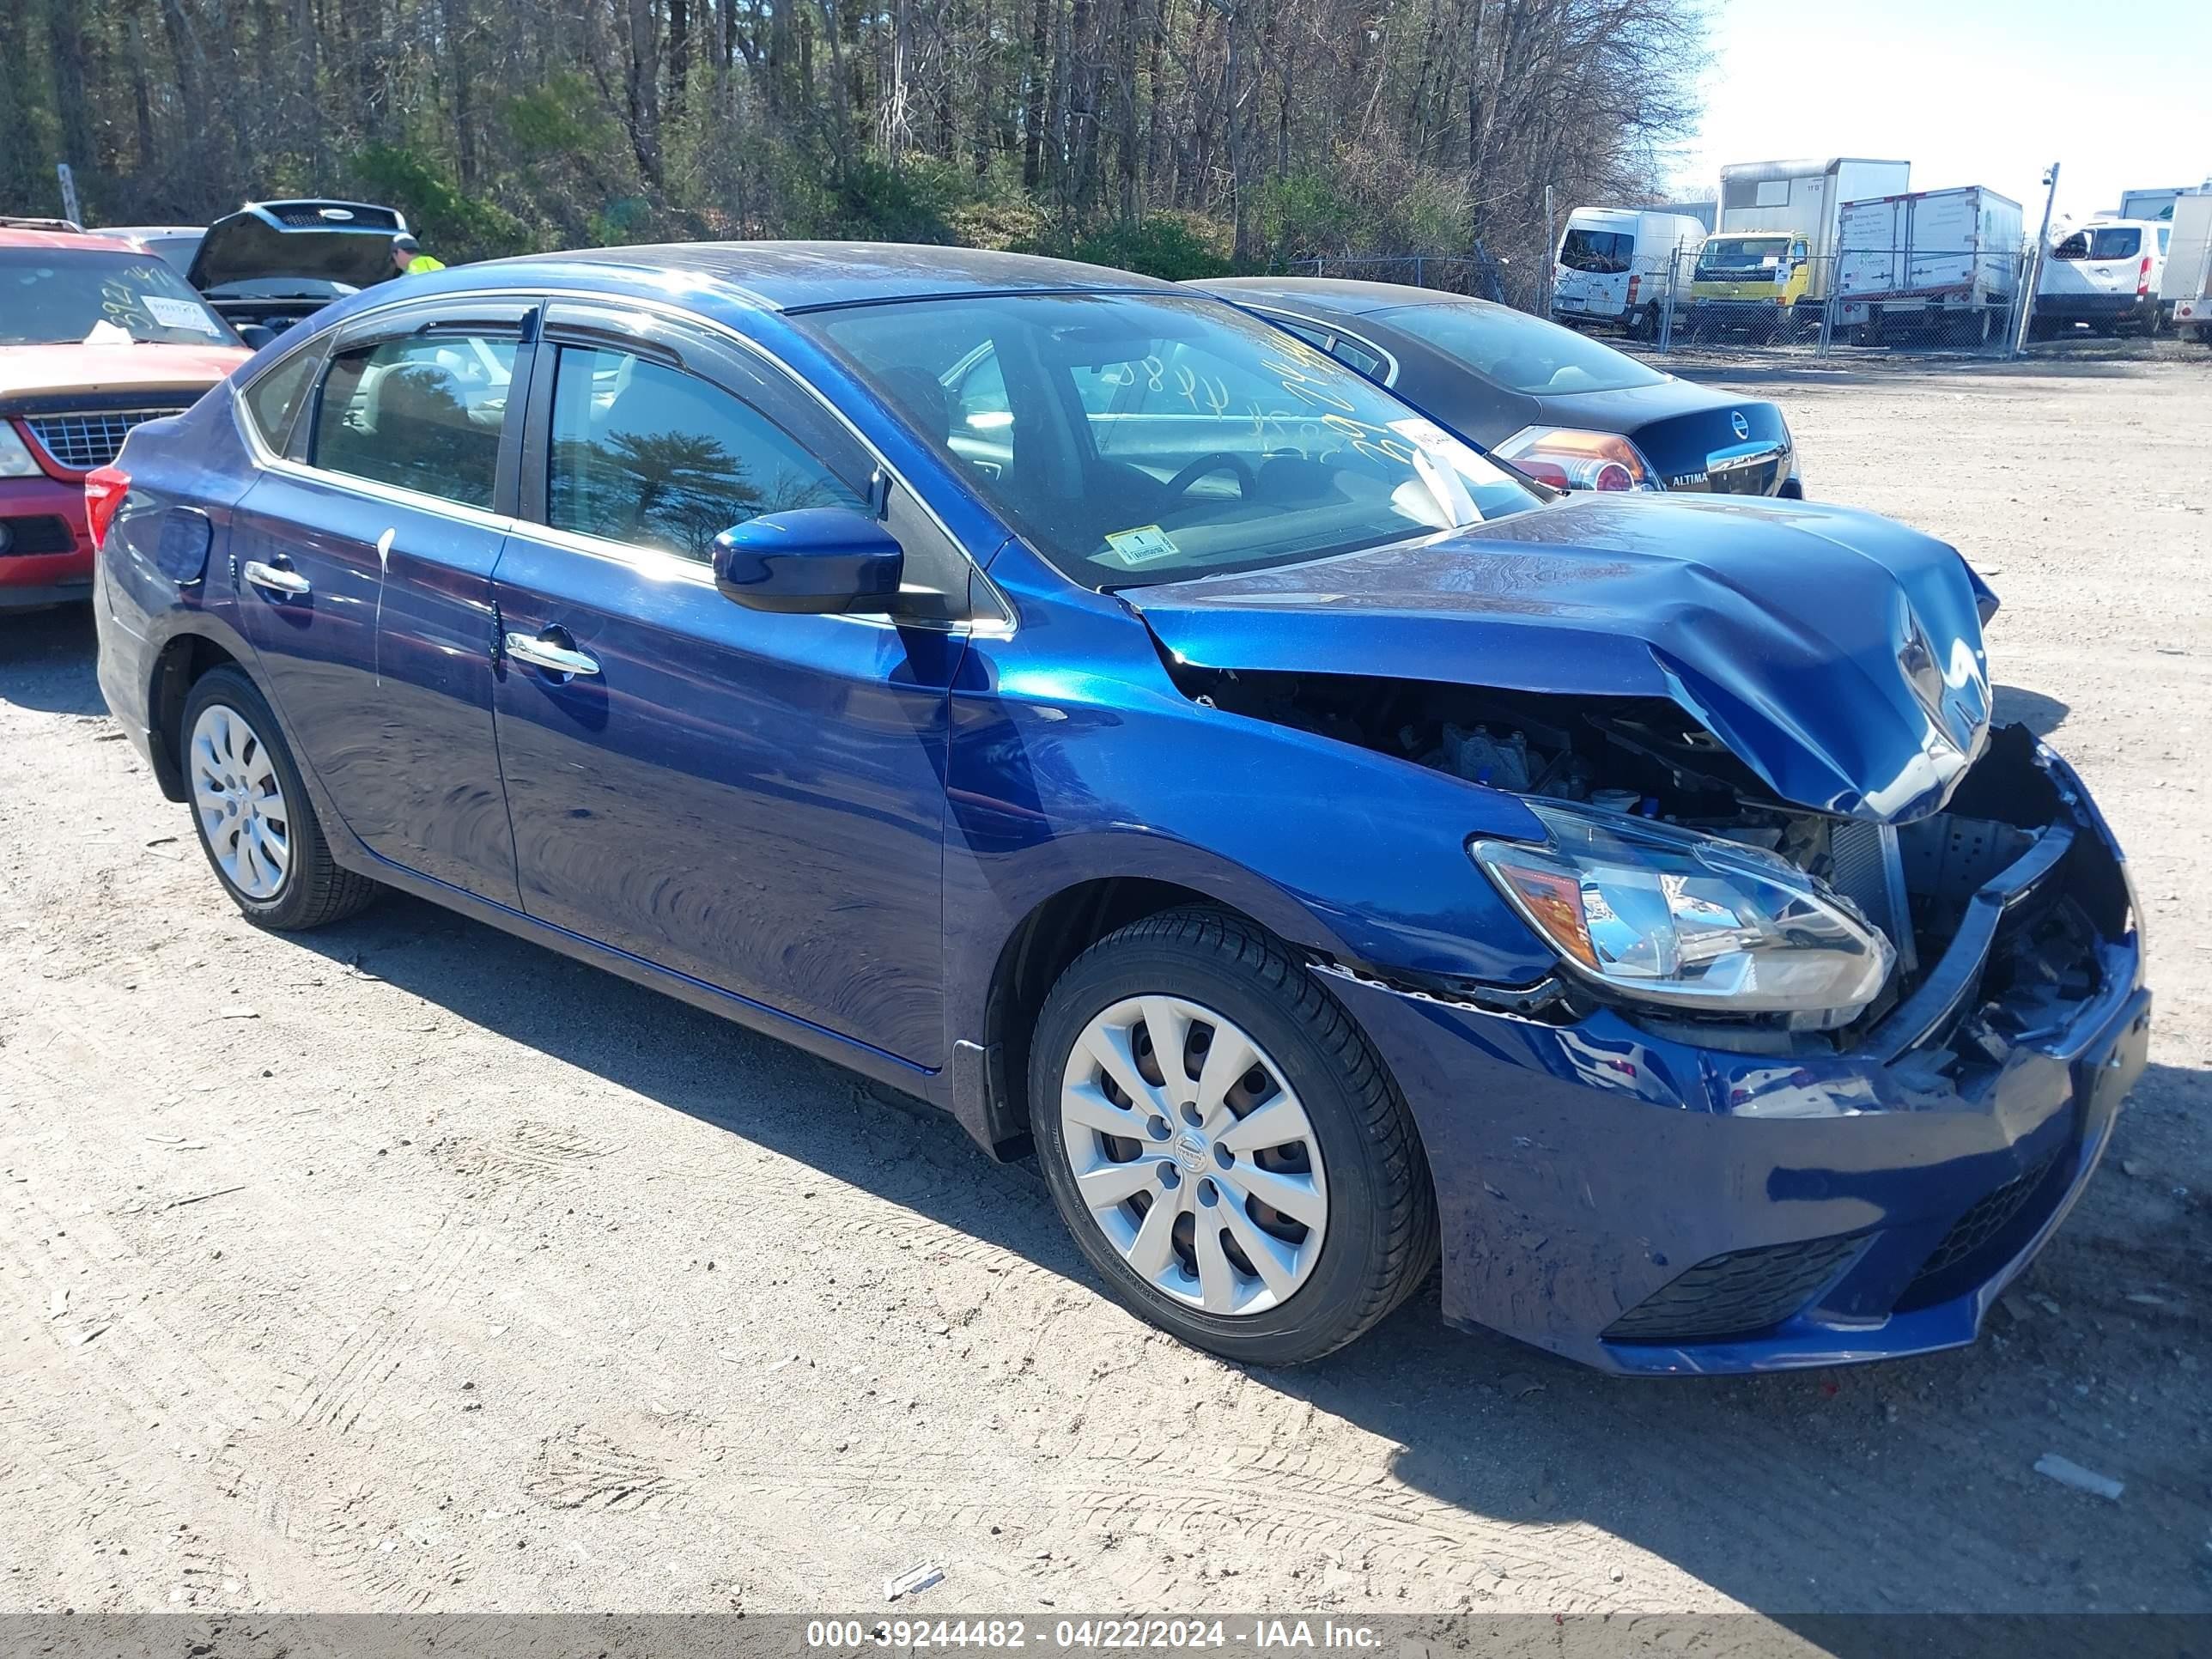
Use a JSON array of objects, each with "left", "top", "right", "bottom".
[{"left": 805, "top": 1618, "right": 1386, "bottom": 1650}]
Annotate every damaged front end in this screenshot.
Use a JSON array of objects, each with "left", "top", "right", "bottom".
[
  {"left": 1148, "top": 656, "right": 2148, "bottom": 1370},
  {"left": 1164, "top": 665, "right": 2128, "bottom": 1068},
  {"left": 1120, "top": 499, "right": 2146, "bottom": 1369}
]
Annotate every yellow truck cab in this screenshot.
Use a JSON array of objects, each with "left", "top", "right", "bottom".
[
  {"left": 1689, "top": 233, "right": 1814, "bottom": 337},
  {"left": 1688, "top": 158, "right": 1911, "bottom": 343}
]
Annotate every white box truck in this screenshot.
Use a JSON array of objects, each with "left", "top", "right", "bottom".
[
  {"left": 1836, "top": 185, "right": 2025, "bottom": 346},
  {"left": 2159, "top": 192, "right": 2212, "bottom": 343},
  {"left": 1690, "top": 158, "right": 1911, "bottom": 339},
  {"left": 1550, "top": 207, "right": 1709, "bottom": 338}
]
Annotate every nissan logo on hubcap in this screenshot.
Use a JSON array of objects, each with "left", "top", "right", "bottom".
[
  {"left": 1730, "top": 410, "right": 1750, "bottom": 441},
  {"left": 1173, "top": 1129, "right": 1209, "bottom": 1173}
]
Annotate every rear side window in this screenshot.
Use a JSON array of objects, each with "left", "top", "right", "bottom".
[
  {"left": 312, "top": 334, "right": 515, "bottom": 507},
  {"left": 545, "top": 346, "right": 864, "bottom": 563},
  {"left": 1559, "top": 228, "right": 1632, "bottom": 274},
  {"left": 240, "top": 347, "right": 322, "bottom": 453},
  {"left": 1328, "top": 336, "right": 1386, "bottom": 379}
]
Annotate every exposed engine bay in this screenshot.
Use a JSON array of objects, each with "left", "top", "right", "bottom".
[{"left": 1170, "top": 665, "right": 2122, "bottom": 1053}]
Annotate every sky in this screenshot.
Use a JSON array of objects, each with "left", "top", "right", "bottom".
[{"left": 1674, "top": 0, "right": 2212, "bottom": 230}]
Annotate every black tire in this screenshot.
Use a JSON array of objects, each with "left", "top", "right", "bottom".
[
  {"left": 179, "top": 665, "right": 379, "bottom": 931},
  {"left": 1029, "top": 908, "right": 1437, "bottom": 1365}
]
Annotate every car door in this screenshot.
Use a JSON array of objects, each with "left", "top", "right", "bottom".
[
  {"left": 231, "top": 298, "right": 535, "bottom": 903},
  {"left": 489, "top": 302, "right": 965, "bottom": 1065}
]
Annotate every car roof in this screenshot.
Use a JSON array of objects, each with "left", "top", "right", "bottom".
[
  {"left": 474, "top": 240, "right": 1179, "bottom": 313},
  {"left": 0, "top": 226, "right": 149, "bottom": 253},
  {"left": 1188, "top": 276, "right": 1497, "bottom": 319}
]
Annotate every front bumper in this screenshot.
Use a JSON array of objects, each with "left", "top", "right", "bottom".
[
  {"left": 0, "top": 473, "right": 94, "bottom": 607},
  {"left": 1327, "top": 741, "right": 2149, "bottom": 1376}
]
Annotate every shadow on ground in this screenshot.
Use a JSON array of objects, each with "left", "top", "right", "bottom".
[
  {"left": 0, "top": 609, "right": 104, "bottom": 716},
  {"left": 1995, "top": 683, "right": 2072, "bottom": 736}
]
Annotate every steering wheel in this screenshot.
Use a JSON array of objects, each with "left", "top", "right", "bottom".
[{"left": 1162, "top": 452, "right": 1256, "bottom": 501}]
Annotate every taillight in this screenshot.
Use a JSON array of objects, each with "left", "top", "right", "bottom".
[
  {"left": 84, "top": 465, "right": 130, "bottom": 547},
  {"left": 2138, "top": 255, "right": 2152, "bottom": 297},
  {"left": 1626, "top": 275, "right": 1641, "bottom": 307},
  {"left": 1492, "top": 426, "right": 1654, "bottom": 492}
]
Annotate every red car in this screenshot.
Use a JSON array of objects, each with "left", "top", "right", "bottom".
[{"left": 2, "top": 224, "right": 250, "bottom": 609}]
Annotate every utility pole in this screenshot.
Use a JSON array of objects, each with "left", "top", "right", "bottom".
[
  {"left": 1541, "top": 185, "right": 1556, "bottom": 319},
  {"left": 2012, "top": 162, "right": 2061, "bottom": 359}
]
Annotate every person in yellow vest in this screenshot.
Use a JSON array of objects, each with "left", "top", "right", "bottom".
[{"left": 388, "top": 233, "right": 446, "bottom": 279}]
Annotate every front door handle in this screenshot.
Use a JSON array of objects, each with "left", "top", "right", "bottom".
[
  {"left": 504, "top": 631, "right": 601, "bottom": 678},
  {"left": 243, "top": 559, "right": 311, "bottom": 598}
]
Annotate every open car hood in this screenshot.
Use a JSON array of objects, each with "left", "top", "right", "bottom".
[
  {"left": 186, "top": 201, "right": 405, "bottom": 295},
  {"left": 1122, "top": 494, "right": 1998, "bottom": 824}
]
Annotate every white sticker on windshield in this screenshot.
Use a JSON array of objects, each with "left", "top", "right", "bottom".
[
  {"left": 1101, "top": 525, "right": 1182, "bottom": 568},
  {"left": 142, "top": 295, "right": 219, "bottom": 335}
]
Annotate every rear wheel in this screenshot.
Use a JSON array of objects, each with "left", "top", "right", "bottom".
[
  {"left": 181, "top": 666, "right": 378, "bottom": 931},
  {"left": 1030, "top": 909, "right": 1437, "bottom": 1365}
]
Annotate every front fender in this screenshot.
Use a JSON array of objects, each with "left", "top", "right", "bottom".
[{"left": 940, "top": 581, "right": 1563, "bottom": 1051}]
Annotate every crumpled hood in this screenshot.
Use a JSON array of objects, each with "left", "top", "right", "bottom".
[{"left": 1123, "top": 493, "right": 1996, "bottom": 824}]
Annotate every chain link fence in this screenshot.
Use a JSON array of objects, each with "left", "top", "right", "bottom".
[
  {"left": 1297, "top": 246, "right": 2155, "bottom": 360},
  {"left": 1292, "top": 252, "right": 1522, "bottom": 308}
]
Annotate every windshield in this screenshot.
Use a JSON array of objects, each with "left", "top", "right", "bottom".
[
  {"left": 1559, "top": 227, "right": 1633, "bottom": 274},
  {"left": 1371, "top": 300, "right": 1666, "bottom": 395},
  {"left": 802, "top": 291, "right": 1540, "bottom": 589},
  {"left": 0, "top": 248, "right": 236, "bottom": 346},
  {"left": 1695, "top": 236, "right": 1791, "bottom": 277}
]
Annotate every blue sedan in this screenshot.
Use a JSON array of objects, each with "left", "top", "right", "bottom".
[{"left": 92, "top": 244, "right": 2148, "bottom": 1372}]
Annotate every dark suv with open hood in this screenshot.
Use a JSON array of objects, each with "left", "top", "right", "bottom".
[{"left": 185, "top": 199, "right": 410, "bottom": 336}]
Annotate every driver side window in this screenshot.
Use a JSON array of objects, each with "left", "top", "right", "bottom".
[{"left": 545, "top": 346, "right": 864, "bottom": 564}]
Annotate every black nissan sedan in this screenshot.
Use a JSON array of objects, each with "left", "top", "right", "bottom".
[{"left": 1193, "top": 277, "right": 1803, "bottom": 499}]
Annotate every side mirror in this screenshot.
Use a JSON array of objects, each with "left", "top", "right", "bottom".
[
  {"left": 236, "top": 324, "right": 276, "bottom": 350},
  {"left": 714, "top": 507, "right": 903, "bottom": 615}
]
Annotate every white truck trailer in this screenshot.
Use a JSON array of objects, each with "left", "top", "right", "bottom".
[
  {"left": 1836, "top": 185, "right": 2026, "bottom": 346},
  {"left": 2158, "top": 192, "right": 2212, "bottom": 343}
]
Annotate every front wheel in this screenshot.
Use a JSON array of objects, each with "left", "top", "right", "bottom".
[
  {"left": 181, "top": 665, "right": 379, "bottom": 930},
  {"left": 1030, "top": 909, "right": 1437, "bottom": 1365}
]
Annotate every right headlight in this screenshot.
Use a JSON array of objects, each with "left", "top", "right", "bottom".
[{"left": 1470, "top": 802, "right": 1894, "bottom": 1029}]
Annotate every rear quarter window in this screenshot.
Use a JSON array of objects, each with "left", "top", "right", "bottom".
[{"left": 240, "top": 346, "right": 325, "bottom": 454}]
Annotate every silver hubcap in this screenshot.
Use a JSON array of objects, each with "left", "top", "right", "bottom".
[
  {"left": 189, "top": 703, "right": 290, "bottom": 900},
  {"left": 1059, "top": 996, "right": 1328, "bottom": 1316}
]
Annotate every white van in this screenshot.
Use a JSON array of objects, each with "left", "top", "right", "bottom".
[
  {"left": 2034, "top": 219, "right": 2171, "bottom": 336},
  {"left": 1552, "top": 208, "right": 1708, "bottom": 338}
]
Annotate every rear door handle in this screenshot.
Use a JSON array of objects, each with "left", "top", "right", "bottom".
[
  {"left": 243, "top": 560, "right": 311, "bottom": 597},
  {"left": 504, "top": 631, "right": 601, "bottom": 678}
]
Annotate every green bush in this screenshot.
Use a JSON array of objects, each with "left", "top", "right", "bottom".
[
  {"left": 345, "top": 143, "right": 534, "bottom": 263},
  {"left": 1070, "top": 213, "right": 1233, "bottom": 280},
  {"left": 831, "top": 155, "right": 968, "bottom": 243}
]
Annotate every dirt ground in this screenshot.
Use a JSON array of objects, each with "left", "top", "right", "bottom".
[{"left": 2, "top": 354, "right": 2208, "bottom": 1621}]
